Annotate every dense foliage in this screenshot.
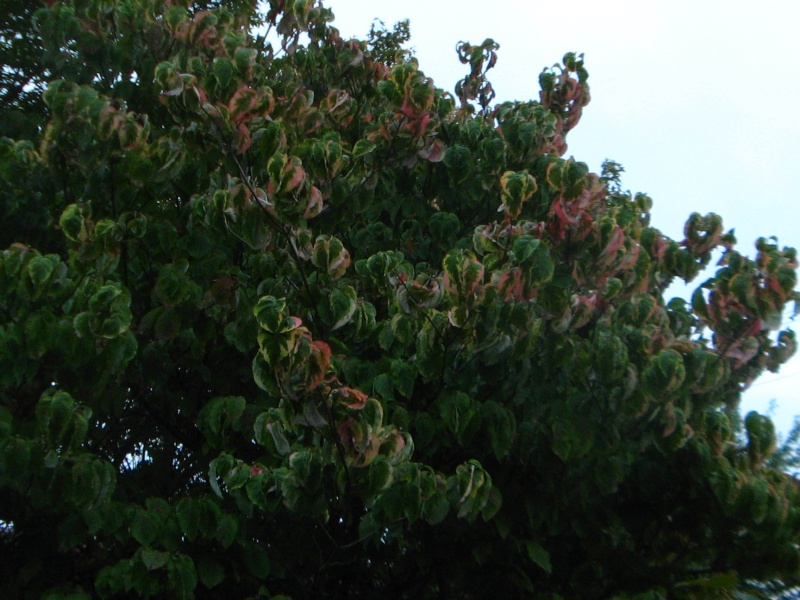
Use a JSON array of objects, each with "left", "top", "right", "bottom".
[{"left": 2, "top": 1, "right": 799, "bottom": 598}]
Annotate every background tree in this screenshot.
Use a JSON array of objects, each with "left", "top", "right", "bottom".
[{"left": 1, "top": 1, "right": 799, "bottom": 599}]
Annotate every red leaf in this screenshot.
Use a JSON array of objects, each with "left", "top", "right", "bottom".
[
  {"left": 228, "top": 87, "right": 259, "bottom": 124},
  {"left": 494, "top": 269, "right": 524, "bottom": 301},
  {"left": 233, "top": 123, "right": 252, "bottom": 154},
  {"left": 336, "top": 387, "right": 368, "bottom": 410},
  {"left": 303, "top": 186, "right": 324, "bottom": 219},
  {"left": 418, "top": 138, "right": 445, "bottom": 162},
  {"left": 306, "top": 340, "right": 332, "bottom": 391},
  {"left": 598, "top": 226, "right": 625, "bottom": 266}
]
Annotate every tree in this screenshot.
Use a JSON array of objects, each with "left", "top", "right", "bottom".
[{"left": 1, "top": 1, "right": 799, "bottom": 598}]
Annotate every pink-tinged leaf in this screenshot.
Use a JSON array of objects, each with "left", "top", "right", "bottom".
[
  {"left": 723, "top": 336, "right": 760, "bottom": 369},
  {"left": 154, "top": 64, "right": 192, "bottom": 98},
  {"left": 182, "top": 10, "right": 218, "bottom": 46},
  {"left": 500, "top": 171, "right": 537, "bottom": 219},
  {"left": 683, "top": 212, "right": 723, "bottom": 256},
  {"left": 405, "top": 276, "right": 443, "bottom": 309},
  {"left": 97, "top": 106, "right": 124, "bottom": 140},
  {"left": 253, "top": 187, "right": 274, "bottom": 212},
  {"left": 346, "top": 40, "right": 364, "bottom": 67},
  {"left": 381, "top": 430, "right": 410, "bottom": 464},
  {"left": 618, "top": 244, "right": 640, "bottom": 273},
  {"left": 252, "top": 90, "right": 275, "bottom": 120},
  {"left": 329, "top": 250, "right": 351, "bottom": 280},
  {"left": 661, "top": 403, "right": 678, "bottom": 438},
  {"left": 447, "top": 305, "right": 470, "bottom": 327},
  {"left": 162, "top": 78, "right": 184, "bottom": 97},
  {"left": 598, "top": 226, "right": 625, "bottom": 265},
  {"left": 336, "top": 387, "right": 368, "bottom": 410},
  {"left": 281, "top": 161, "right": 305, "bottom": 193},
  {"left": 443, "top": 250, "right": 484, "bottom": 301},
  {"left": 325, "top": 89, "right": 350, "bottom": 113},
  {"left": 411, "top": 113, "right": 432, "bottom": 140},
  {"left": 651, "top": 235, "right": 668, "bottom": 262},
  {"left": 312, "top": 235, "right": 351, "bottom": 280},
  {"left": 303, "top": 186, "right": 324, "bottom": 219},
  {"left": 569, "top": 293, "right": 598, "bottom": 330},
  {"left": 337, "top": 418, "right": 362, "bottom": 452},
  {"left": 307, "top": 340, "right": 331, "bottom": 390},
  {"left": 184, "top": 84, "right": 207, "bottom": 112},
  {"left": 551, "top": 198, "right": 582, "bottom": 228},
  {"left": 250, "top": 464, "right": 267, "bottom": 477},
  {"left": 417, "top": 138, "right": 446, "bottom": 162},
  {"left": 493, "top": 268, "right": 524, "bottom": 302},
  {"left": 354, "top": 433, "right": 381, "bottom": 467},
  {"left": 233, "top": 123, "right": 252, "bottom": 154},
  {"left": 228, "top": 86, "right": 259, "bottom": 123}
]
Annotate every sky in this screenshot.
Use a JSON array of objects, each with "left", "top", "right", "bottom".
[{"left": 321, "top": 0, "right": 800, "bottom": 436}]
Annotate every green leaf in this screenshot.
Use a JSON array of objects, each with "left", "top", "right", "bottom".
[
  {"left": 267, "top": 421, "right": 291, "bottom": 456},
  {"left": 676, "top": 572, "right": 739, "bottom": 591},
  {"left": 421, "top": 493, "right": 450, "bottom": 525},
  {"left": 199, "top": 396, "right": 246, "bottom": 437},
  {"left": 253, "top": 409, "right": 292, "bottom": 456},
  {"left": 176, "top": 498, "right": 200, "bottom": 541},
  {"left": 27, "top": 254, "right": 59, "bottom": 289},
  {"left": 551, "top": 418, "right": 593, "bottom": 462},
  {"left": 438, "top": 392, "right": 478, "bottom": 442},
  {"left": 213, "top": 57, "right": 235, "bottom": 89},
  {"left": 525, "top": 243, "right": 554, "bottom": 287},
  {"left": 390, "top": 359, "right": 415, "bottom": 399},
  {"left": 525, "top": 541, "right": 552, "bottom": 574},
  {"left": 0, "top": 437, "right": 33, "bottom": 483},
  {"left": 443, "top": 144, "right": 471, "bottom": 170},
  {"left": 0, "top": 406, "right": 12, "bottom": 438},
  {"left": 482, "top": 401, "right": 515, "bottom": 460},
  {"left": 24, "top": 311, "right": 56, "bottom": 359},
  {"left": 154, "top": 307, "right": 181, "bottom": 340},
  {"left": 511, "top": 235, "right": 540, "bottom": 264},
  {"left": 481, "top": 486, "right": 503, "bottom": 521},
  {"left": 428, "top": 212, "right": 460, "bottom": 242},
  {"left": 141, "top": 548, "right": 170, "bottom": 571},
  {"left": 329, "top": 285, "right": 358, "bottom": 330},
  {"left": 71, "top": 459, "right": 115, "bottom": 508},
  {"left": 390, "top": 313, "right": 417, "bottom": 345},
  {"left": 373, "top": 372, "right": 394, "bottom": 401},
  {"left": 196, "top": 556, "right": 225, "bottom": 589},
  {"left": 367, "top": 458, "right": 394, "bottom": 497},
  {"left": 415, "top": 313, "right": 447, "bottom": 381},
  {"left": 352, "top": 139, "right": 376, "bottom": 158},
  {"left": 96, "top": 564, "right": 127, "bottom": 599},
  {"left": 36, "top": 391, "right": 75, "bottom": 449},
  {"left": 243, "top": 541, "right": 270, "bottom": 578},
  {"left": 216, "top": 513, "right": 239, "bottom": 548},
  {"left": 378, "top": 324, "right": 395, "bottom": 351},
  {"left": 167, "top": 554, "right": 197, "bottom": 600},
  {"left": 130, "top": 509, "right": 160, "bottom": 547},
  {"left": 59, "top": 204, "right": 87, "bottom": 242},
  {"left": 253, "top": 295, "right": 289, "bottom": 333},
  {"left": 643, "top": 349, "right": 686, "bottom": 395}
]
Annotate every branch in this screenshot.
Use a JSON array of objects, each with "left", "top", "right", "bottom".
[{"left": 200, "top": 105, "right": 318, "bottom": 310}]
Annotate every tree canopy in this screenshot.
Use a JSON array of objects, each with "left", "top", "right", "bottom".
[{"left": 1, "top": 1, "right": 799, "bottom": 598}]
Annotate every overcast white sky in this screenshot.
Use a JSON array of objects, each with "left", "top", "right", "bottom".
[{"left": 323, "top": 0, "right": 800, "bottom": 435}]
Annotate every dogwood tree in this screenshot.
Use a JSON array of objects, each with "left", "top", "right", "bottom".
[{"left": 1, "top": 1, "right": 799, "bottom": 598}]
